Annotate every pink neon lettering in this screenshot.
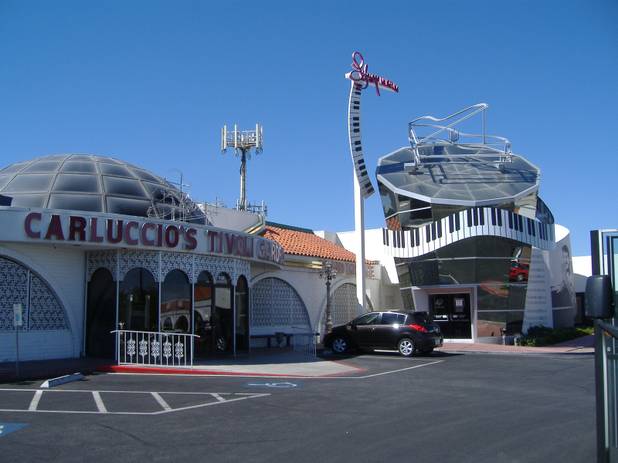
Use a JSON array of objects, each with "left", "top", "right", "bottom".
[{"left": 348, "top": 51, "right": 399, "bottom": 96}]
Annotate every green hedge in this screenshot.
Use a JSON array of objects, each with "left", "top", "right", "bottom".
[{"left": 519, "top": 325, "right": 594, "bottom": 347}]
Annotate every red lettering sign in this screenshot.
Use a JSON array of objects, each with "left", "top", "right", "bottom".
[
  {"left": 89, "top": 217, "right": 104, "bottom": 243},
  {"left": 21, "top": 213, "right": 277, "bottom": 262},
  {"left": 44, "top": 215, "right": 65, "bottom": 241},
  {"left": 124, "top": 221, "right": 139, "bottom": 245},
  {"left": 69, "top": 216, "right": 87, "bottom": 241},
  {"left": 24, "top": 212, "right": 41, "bottom": 238}
]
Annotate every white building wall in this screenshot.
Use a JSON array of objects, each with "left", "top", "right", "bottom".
[{"left": 0, "top": 243, "right": 84, "bottom": 361}]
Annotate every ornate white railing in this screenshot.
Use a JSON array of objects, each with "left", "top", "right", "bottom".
[{"left": 112, "top": 330, "right": 199, "bottom": 367}]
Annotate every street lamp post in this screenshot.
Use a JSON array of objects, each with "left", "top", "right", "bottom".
[{"left": 319, "top": 261, "right": 337, "bottom": 334}]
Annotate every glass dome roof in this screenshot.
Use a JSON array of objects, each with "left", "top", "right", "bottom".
[{"left": 0, "top": 154, "right": 207, "bottom": 224}]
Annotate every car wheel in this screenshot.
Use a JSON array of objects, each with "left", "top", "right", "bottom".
[
  {"left": 516, "top": 273, "right": 524, "bottom": 282},
  {"left": 398, "top": 338, "right": 415, "bottom": 357},
  {"left": 331, "top": 337, "right": 349, "bottom": 354}
]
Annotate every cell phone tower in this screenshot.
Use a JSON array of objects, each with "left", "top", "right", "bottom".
[{"left": 221, "top": 124, "right": 263, "bottom": 211}]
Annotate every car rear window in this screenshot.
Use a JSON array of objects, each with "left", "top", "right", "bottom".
[
  {"left": 381, "top": 313, "right": 406, "bottom": 324},
  {"left": 407, "top": 312, "right": 430, "bottom": 324}
]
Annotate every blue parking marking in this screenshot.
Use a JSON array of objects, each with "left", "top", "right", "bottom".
[
  {"left": 246, "top": 382, "right": 299, "bottom": 389},
  {"left": 0, "top": 423, "right": 28, "bottom": 437}
]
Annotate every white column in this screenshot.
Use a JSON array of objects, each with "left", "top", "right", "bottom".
[{"left": 354, "top": 171, "right": 367, "bottom": 312}]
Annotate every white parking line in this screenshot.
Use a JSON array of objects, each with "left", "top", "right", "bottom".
[
  {"left": 28, "top": 390, "right": 43, "bottom": 411},
  {"left": 0, "top": 388, "right": 270, "bottom": 415},
  {"left": 357, "top": 360, "right": 444, "bottom": 378},
  {"left": 151, "top": 392, "right": 171, "bottom": 411},
  {"left": 92, "top": 391, "right": 107, "bottom": 413}
]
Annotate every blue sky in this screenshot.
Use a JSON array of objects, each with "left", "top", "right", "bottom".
[{"left": 0, "top": 0, "right": 616, "bottom": 256}]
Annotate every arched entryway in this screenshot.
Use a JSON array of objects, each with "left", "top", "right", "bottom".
[
  {"left": 251, "top": 277, "right": 311, "bottom": 331},
  {"left": 118, "top": 268, "right": 158, "bottom": 332},
  {"left": 235, "top": 275, "right": 249, "bottom": 353},
  {"left": 214, "top": 273, "right": 233, "bottom": 353},
  {"left": 194, "top": 271, "right": 214, "bottom": 358},
  {"left": 86, "top": 268, "right": 116, "bottom": 358}
]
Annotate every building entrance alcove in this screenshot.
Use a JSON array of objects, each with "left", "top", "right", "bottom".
[{"left": 86, "top": 268, "right": 116, "bottom": 358}]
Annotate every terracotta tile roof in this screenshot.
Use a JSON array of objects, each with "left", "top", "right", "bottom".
[{"left": 262, "top": 224, "right": 357, "bottom": 263}]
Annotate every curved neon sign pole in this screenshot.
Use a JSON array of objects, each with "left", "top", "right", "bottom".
[{"left": 345, "top": 51, "right": 398, "bottom": 199}]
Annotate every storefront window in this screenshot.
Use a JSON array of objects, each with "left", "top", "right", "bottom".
[
  {"left": 160, "top": 270, "right": 191, "bottom": 333},
  {"left": 194, "top": 271, "right": 213, "bottom": 358},
  {"left": 476, "top": 310, "right": 524, "bottom": 337},
  {"left": 119, "top": 268, "right": 158, "bottom": 332}
]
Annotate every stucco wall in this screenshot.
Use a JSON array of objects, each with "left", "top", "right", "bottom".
[{"left": 0, "top": 243, "right": 84, "bottom": 361}]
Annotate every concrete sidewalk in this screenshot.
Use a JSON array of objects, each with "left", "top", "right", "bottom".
[
  {"left": 0, "top": 337, "right": 595, "bottom": 383},
  {"left": 438, "top": 335, "right": 594, "bottom": 355},
  {"left": 0, "top": 350, "right": 364, "bottom": 382}
]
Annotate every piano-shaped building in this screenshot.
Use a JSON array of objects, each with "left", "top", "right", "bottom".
[{"left": 376, "top": 104, "right": 576, "bottom": 342}]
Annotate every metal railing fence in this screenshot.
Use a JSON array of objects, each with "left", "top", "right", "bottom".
[{"left": 111, "top": 330, "right": 199, "bottom": 368}]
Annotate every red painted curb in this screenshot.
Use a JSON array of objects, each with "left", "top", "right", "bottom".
[{"left": 97, "top": 364, "right": 304, "bottom": 377}]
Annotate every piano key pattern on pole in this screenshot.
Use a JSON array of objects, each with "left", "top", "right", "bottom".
[
  {"left": 347, "top": 81, "right": 375, "bottom": 199},
  {"left": 382, "top": 207, "right": 554, "bottom": 258}
]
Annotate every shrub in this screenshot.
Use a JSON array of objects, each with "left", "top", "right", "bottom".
[{"left": 519, "top": 325, "right": 594, "bottom": 347}]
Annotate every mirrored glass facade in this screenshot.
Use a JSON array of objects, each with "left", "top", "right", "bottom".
[{"left": 378, "top": 140, "right": 556, "bottom": 339}]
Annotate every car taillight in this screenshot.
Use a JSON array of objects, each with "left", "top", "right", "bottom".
[{"left": 408, "top": 323, "right": 428, "bottom": 333}]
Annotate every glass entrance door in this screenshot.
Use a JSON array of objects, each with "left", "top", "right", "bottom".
[{"left": 430, "top": 293, "right": 472, "bottom": 339}]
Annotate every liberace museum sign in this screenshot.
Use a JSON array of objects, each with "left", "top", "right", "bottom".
[{"left": 0, "top": 207, "right": 284, "bottom": 265}]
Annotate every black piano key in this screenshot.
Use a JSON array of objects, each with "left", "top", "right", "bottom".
[
  {"left": 466, "top": 209, "right": 472, "bottom": 227},
  {"left": 455, "top": 213, "right": 461, "bottom": 231},
  {"left": 508, "top": 212, "right": 513, "bottom": 229},
  {"left": 415, "top": 228, "right": 420, "bottom": 246},
  {"left": 491, "top": 208, "right": 496, "bottom": 226},
  {"left": 425, "top": 225, "right": 431, "bottom": 243},
  {"left": 449, "top": 215, "right": 454, "bottom": 233},
  {"left": 437, "top": 220, "right": 442, "bottom": 238},
  {"left": 497, "top": 210, "right": 503, "bottom": 227}
]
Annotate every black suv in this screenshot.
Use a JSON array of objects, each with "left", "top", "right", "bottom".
[{"left": 324, "top": 311, "right": 443, "bottom": 357}]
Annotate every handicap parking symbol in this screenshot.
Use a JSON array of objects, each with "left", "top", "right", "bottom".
[
  {"left": 246, "top": 381, "right": 299, "bottom": 389},
  {"left": 0, "top": 423, "right": 28, "bottom": 437}
]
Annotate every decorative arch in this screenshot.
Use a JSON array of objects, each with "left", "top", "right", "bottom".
[
  {"left": 251, "top": 277, "right": 311, "bottom": 330},
  {"left": 0, "top": 255, "right": 70, "bottom": 332},
  {"left": 320, "top": 282, "right": 371, "bottom": 329}
]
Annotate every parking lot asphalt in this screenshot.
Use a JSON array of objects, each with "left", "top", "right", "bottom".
[{"left": 0, "top": 352, "right": 594, "bottom": 463}]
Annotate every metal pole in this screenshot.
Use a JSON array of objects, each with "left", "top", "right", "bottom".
[
  {"left": 239, "top": 149, "right": 247, "bottom": 211},
  {"left": 596, "top": 319, "right": 609, "bottom": 462},
  {"left": 326, "top": 278, "right": 333, "bottom": 334},
  {"left": 15, "top": 325, "right": 19, "bottom": 378}
]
